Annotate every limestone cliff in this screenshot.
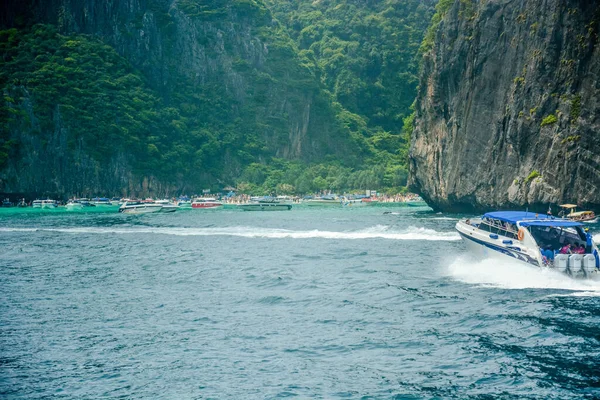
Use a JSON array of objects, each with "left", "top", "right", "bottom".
[
  {"left": 409, "top": 0, "right": 600, "bottom": 212},
  {"left": 0, "top": 0, "right": 362, "bottom": 197}
]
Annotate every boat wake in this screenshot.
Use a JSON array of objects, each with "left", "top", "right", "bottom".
[
  {"left": 446, "top": 256, "right": 600, "bottom": 293},
  {"left": 0, "top": 225, "right": 461, "bottom": 241}
]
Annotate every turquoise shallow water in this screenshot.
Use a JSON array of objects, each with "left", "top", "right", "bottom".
[{"left": 1, "top": 206, "right": 599, "bottom": 399}]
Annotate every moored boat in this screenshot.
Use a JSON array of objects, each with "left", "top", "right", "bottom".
[
  {"left": 2, "top": 198, "right": 13, "bottom": 207},
  {"left": 154, "top": 199, "right": 179, "bottom": 213},
  {"left": 191, "top": 198, "right": 223, "bottom": 209},
  {"left": 33, "top": 199, "right": 57, "bottom": 209},
  {"left": 65, "top": 200, "right": 84, "bottom": 211},
  {"left": 119, "top": 202, "right": 163, "bottom": 214},
  {"left": 238, "top": 198, "right": 292, "bottom": 211},
  {"left": 558, "top": 204, "right": 597, "bottom": 223},
  {"left": 91, "top": 197, "right": 114, "bottom": 207},
  {"left": 456, "top": 211, "right": 599, "bottom": 277},
  {"left": 304, "top": 195, "right": 344, "bottom": 207}
]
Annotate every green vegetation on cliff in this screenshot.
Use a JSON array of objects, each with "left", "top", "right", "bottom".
[{"left": 0, "top": 0, "right": 435, "bottom": 196}]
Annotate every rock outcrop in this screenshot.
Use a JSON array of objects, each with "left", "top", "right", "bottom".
[
  {"left": 409, "top": 0, "right": 600, "bottom": 212},
  {"left": 0, "top": 0, "right": 361, "bottom": 197}
]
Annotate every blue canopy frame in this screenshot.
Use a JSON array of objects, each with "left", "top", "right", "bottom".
[{"left": 483, "top": 211, "right": 582, "bottom": 227}]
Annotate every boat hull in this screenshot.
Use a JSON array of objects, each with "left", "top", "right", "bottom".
[
  {"left": 119, "top": 205, "right": 162, "bottom": 214},
  {"left": 455, "top": 221, "right": 542, "bottom": 268},
  {"left": 304, "top": 200, "right": 343, "bottom": 207},
  {"left": 238, "top": 203, "right": 292, "bottom": 211},
  {"left": 191, "top": 203, "right": 222, "bottom": 209},
  {"left": 457, "top": 231, "right": 540, "bottom": 267}
]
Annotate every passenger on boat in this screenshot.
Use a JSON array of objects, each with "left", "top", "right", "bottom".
[
  {"left": 559, "top": 244, "right": 572, "bottom": 254},
  {"left": 585, "top": 229, "right": 593, "bottom": 253},
  {"left": 541, "top": 246, "right": 555, "bottom": 261},
  {"left": 540, "top": 246, "right": 554, "bottom": 264},
  {"left": 572, "top": 244, "right": 586, "bottom": 255}
]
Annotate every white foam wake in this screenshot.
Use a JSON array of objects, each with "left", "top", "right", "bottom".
[
  {"left": 446, "top": 256, "right": 600, "bottom": 293},
  {"left": 0, "top": 225, "right": 460, "bottom": 241}
]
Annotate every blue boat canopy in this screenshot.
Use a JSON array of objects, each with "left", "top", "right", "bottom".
[
  {"left": 519, "top": 220, "right": 582, "bottom": 227},
  {"left": 483, "top": 211, "right": 582, "bottom": 227}
]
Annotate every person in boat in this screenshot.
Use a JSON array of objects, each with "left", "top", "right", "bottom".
[
  {"left": 559, "top": 243, "right": 572, "bottom": 254},
  {"left": 585, "top": 228, "right": 593, "bottom": 253},
  {"left": 542, "top": 245, "right": 555, "bottom": 262},
  {"left": 572, "top": 244, "right": 586, "bottom": 255}
]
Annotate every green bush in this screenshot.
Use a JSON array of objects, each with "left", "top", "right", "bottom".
[
  {"left": 524, "top": 170, "right": 540, "bottom": 183},
  {"left": 540, "top": 114, "right": 558, "bottom": 127}
]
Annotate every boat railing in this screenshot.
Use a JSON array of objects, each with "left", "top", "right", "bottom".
[{"left": 480, "top": 218, "right": 518, "bottom": 239}]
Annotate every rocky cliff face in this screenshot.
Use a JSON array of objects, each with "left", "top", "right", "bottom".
[
  {"left": 409, "top": 0, "right": 600, "bottom": 212},
  {"left": 1, "top": 0, "right": 361, "bottom": 197}
]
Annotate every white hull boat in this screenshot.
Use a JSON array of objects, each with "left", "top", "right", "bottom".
[
  {"left": 33, "top": 200, "right": 57, "bottom": 209},
  {"left": 304, "top": 197, "right": 344, "bottom": 207},
  {"left": 119, "top": 202, "right": 163, "bottom": 214},
  {"left": 456, "top": 211, "right": 600, "bottom": 277},
  {"left": 65, "top": 201, "right": 83, "bottom": 211}
]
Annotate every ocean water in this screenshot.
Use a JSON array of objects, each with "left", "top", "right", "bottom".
[{"left": 1, "top": 206, "right": 599, "bottom": 399}]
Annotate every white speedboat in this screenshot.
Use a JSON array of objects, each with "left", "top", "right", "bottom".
[
  {"left": 33, "top": 199, "right": 57, "bottom": 209},
  {"left": 456, "top": 211, "right": 599, "bottom": 277},
  {"left": 304, "top": 195, "right": 344, "bottom": 207},
  {"left": 65, "top": 200, "right": 84, "bottom": 210},
  {"left": 91, "top": 197, "right": 114, "bottom": 207},
  {"left": 191, "top": 198, "right": 223, "bottom": 209},
  {"left": 65, "top": 199, "right": 95, "bottom": 210},
  {"left": 238, "top": 198, "right": 292, "bottom": 211},
  {"left": 119, "top": 202, "right": 163, "bottom": 214},
  {"left": 154, "top": 199, "right": 178, "bottom": 213}
]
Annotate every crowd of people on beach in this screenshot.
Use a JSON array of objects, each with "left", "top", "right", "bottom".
[{"left": 218, "top": 191, "right": 423, "bottom": 204}]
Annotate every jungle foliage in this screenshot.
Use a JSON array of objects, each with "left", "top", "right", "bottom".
[{"left": 0, "top": 0, "right": 436, "bottom": 195}]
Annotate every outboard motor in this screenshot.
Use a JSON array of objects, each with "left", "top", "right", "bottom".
[
  {"left": 568, "top": 254, "right": 584, "bottom": 275},
  {"left": 583, "top": 254, "right": 597, "bottom": 276},
  {"left": 554, "top": 254, "right": 569, "bottom": 273}
]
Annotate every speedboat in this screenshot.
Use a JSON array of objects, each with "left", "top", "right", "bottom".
[
  {"left": 456, "top": 211, "right": 599, "bottom": 277},
  {"left": 33, "top": 199, "right": 57, "bottom": 209},
  {"left": 91, "top": 197, "right": 113, "bottom": 207},
  {"left": 238, "top": 198, "right": 292, "bottom": 211},
  {"left": 65, "top": 199, "right": 95, "bottom": 210},
  {"left": 304, "top": 195, "right": 344, "bottom": 207},
  {"left": 65, "top": 200, "right": 84, "bottom": 211},
  {"left": 119, "top": 202, "right": 163, "bottom": 214},
  {"left": 191, "top": 198, "right": 223, "bottom": 209},
  {"left": 558, "top": 204, "right": 597, "bottom": 223},
  {"left": 154, "top": 199, "right": 178, "bottom": 213}
]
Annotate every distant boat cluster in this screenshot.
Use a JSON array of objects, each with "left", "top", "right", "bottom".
[{"left": 1, "top": 193, "right": 427, "bottom": 213}]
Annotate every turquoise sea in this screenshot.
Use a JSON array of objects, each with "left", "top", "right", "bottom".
[{"left": 1, "top": 206, "right": 599, "bottom": 399}]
